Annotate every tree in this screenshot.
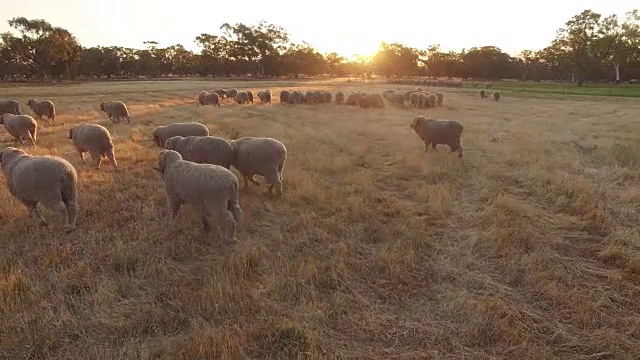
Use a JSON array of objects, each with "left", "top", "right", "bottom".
[
  {"left": 372, "top": 42, "right": 421, "bottom": 77},
  {"left": 597, "top": 10, "right": 640, "bottom": 83},
  {"left": 553, "top": 10, "right": 603, "bottom": 85},
  {"left": 515, "top": 50, "right": 540, "bottom": 81}
]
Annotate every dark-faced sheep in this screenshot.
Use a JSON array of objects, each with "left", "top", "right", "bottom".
[
  {"left": 0, "top": 147, "right": 78, "bottom": 232},
  {"left": 100, "top": 100, "right": 131, "bottom": 125},
  {"left": 229, "top": 136, "right": 287, "bottom": 197},
  {"left": 68, "top": 123, "right": 118, "bottom": 171},
  {"left": 0, "top": 114, "right": 37, "bottom": 147},
  {"left": 27, "top": 99, "right": 56, "bottom": 123},
  {"left": 164, "top": 135, "right": 234, "bottom": 169},
  {"left": 154, "top": 150, "right": 241, "bottom": 241},
  {"left": 410, "top": 116, "right": 464, "bottom": 158},
  {"left": 152, "top": 122, "right": 210, "bottom": 147},
  {"left": 0, "top": 100, "right": 21, "bottom": 115}
]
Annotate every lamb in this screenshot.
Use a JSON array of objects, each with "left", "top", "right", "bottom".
[
  {"left": 0, "top": 114, "right": 38, "bottom": 147},
  {"left": 100, "top": 100, "right": 131, "bottom": 125},
  {"left": 152, "top": 122, "right": 210, "bottom": 147},
  {"left": 480, "top": 89, "right": 487, "bottom": 99},
  {"left": 235, "top": 91, "right": 250, "bottom": 104},
  {"left": 335, "top": 91, "right": 345, "bottom": 104},
  {"left": 27, "top": 99, "right": 56, "bottom": 123},
  {"left": 492, "top": 91, "right": 501, "bottom": 101},
  {"left": 258, "top": 90, "right": 272, "bottom": 104},
  {"left": 229, "top": 136, "right": 287, "bottom": 197},
  {"left": 410, "top": 116, "right": 464, "bottom": 158},
  {"left": 198, "top": 91, "right": 221, "bottom": 107},
  {"left": 280, "top": 90, "right": 290, "bottom": 104},
  {"left": 68, "top": 123, "right": 118, "bottom": 171},
  {"left": 164, "top": 135, "right": 234, "bottom": 169},
  {"left": 0, "top": 99, "right": 20, "bottom": 115},
  {"left": 0, "top": 147, "right": 78, "bottom": 232},
  {"left": 154, "top": 150, "right": 241, "bottom": 241}
]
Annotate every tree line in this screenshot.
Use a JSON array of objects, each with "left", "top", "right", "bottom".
[{"left": 0, "top": 9, "right": 638, "bottom": 84}]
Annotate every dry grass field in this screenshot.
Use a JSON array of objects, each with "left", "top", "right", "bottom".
[{"left": 1, "top": 79, "right": 640, "bottom": 359}]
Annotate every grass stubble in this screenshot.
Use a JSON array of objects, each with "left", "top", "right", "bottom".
[{"left": 1, "top": 79, "right": 639, "bottom": 359}]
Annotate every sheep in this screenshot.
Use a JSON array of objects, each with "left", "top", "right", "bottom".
[
  {"left": 152, "top": 122, "right": 209, "bottom": 147},
  {"left": 0, "top": 114, "right": 37, "bottom": 147},
  {"left": 225, "top": 88, "right": 238, "bottom": 99},
  {"left": 427, "top": 93, "right": 438, "bottom": 108},
  {"left": 258, "top": 90, "right": 272, "bottom": 104},
  {"left": 321, "top": 91, "right": 332, "bottom": 103},
  {"left": 235, "top": 91, "right": 250, "bottom": 104},
  {"left": 435, "top": 92, "right": 444, "bottom": 106},
  {"left": 492, "top": 91, "right": 501, "bottom": 101},
  {"left": 381, "top": 89, "right": 395, "bottom": 99},
  {"left": 212, "top": 89, "right": 227, "bottom": 99},
  {"left": 410, "top": 116, "right": 464, "bottom": 158},
  {"left": 335, "top": 91, "right": 345, "bottom": 104},
  {"left": 288, "top": 90, "right": 302, "bottom": 104},
  {"left": 345, "top": 93, "right": 362, "bottom": 106},
  {"left": 388, "top": 93, "right": 405, "bottom": 107},
  {"left": 312, "top": 90, "right": 323, "bottom": 104},
  {"left": 0, "top": 147, "right": 78, "bottom": 232},
  {"left": 229, "top": 136, "right": 286, "bottom": 197},
  {"left": 68, "top": 123, "right": 118, "bottom": 171},
  {"left": 246, "top": 90, "right": 254, "bottom": 103},
  {"left": 100, "top": 100, "right": 131, "bottom": 125},
  {"left": 480, "top": 89, "right": 487, "bottom": 99},
  {"left": 280, "top": 90, "right": 290, "bottom": 104},
  {"left": 418, "top": 93, "right": 429, "bottom": 109},
  {"left": 198, "top": 91, "right": 221, "bottom": 107},
  {"left": 0, "top": 99, "right": 20, "bottom": 115},
  {"left": 409, "top": 92, "right": 420, "bottom": 108},
  {"left": 154, "top": 150, "right": 241, "bottom": 241},
  {"left": 302, "top": 91, "right": 313, "bottom": 104},
  {"left": 360, "top": 94, "right": 384, "bottom": 109},
  {"left": 164, "top": 135, "right": 234, "bottom": 169},
  {"left": 26, "top": 99, "right": 56, "bottom": 123}
]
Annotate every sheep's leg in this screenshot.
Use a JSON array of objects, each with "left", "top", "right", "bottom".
[
  {"left": 89, "top": 150, "right": 102, "bottom": 170},
  {"left": 423, "top": 141, "right": 430, "bottom": 152},
  {"left": 21, "top": 200, "right": 47, "bottom": 226},
  {"left": 197, "top": 205, "right": 212, "bottom": 233},
  {"left": 78, "top": 150, "right": 86, "bottom": 164},
  {"left": 213, "top": 205, "right": 237, "bottom": 242},
  {"left": 265, "top": 173, "right": 283, "bottom": 197},
  {"left": 125, "top": 115, "right": 131, "bottom": 125},
  {"left": 167, "top": 195, "right": 183, "bottom": 219},
  {"left": 63, "top": 200, "right": 78, "bottom": 232},
  {"left": 106, "top": 149, "right": 119, "bottom": 171}
]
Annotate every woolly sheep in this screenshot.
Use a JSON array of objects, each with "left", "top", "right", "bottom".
[
  {"left": 418, "top": 93, "right": 429, "bottom": 109},
  {"left": 492, "top": 91, "right": 501, "bottom": 101},
  {"left": 302, "top": 91, "right": 313, "bottom": 104},
  {"left": 381, "top": 89, "right": 395, "bottom": 99},
  {"left": 345, "top": 93, "right": 362, "bottom": 106},
  {"left": 0, "top": 147, "right": 78, "bottom": 232},
  {"left": 480, "top": 89, "right": 487, "bottom": 99},
  {"left": 312, "top": 90, "right": 323, "bottom": 104},
  {"left": 258, "top": 90, "right": 272, "bottom": 104},
  {"left": 321, "top": 91, "right": 332, "bottom": 103},
  {"left": 100, "top": 100, "right": 131, "bottom": 125},
  {"left": 229, "top": 136, "right": 287, "bottom": 197},
  {"left": 212, "top": 89, "right": 227, "bottom": 99},
  {"left": 225, "top": 88, "right": 238, "bottom": 99},
  {"left": 410, "top": 92, "right": 420, "bottom": 108},
  {"left": 288, "top": 90, "right": 302, "bottom": 104},
  {"left": 198, "top": 91, "right": 220, "bottom": 107},
  {"left": 410, "top": 116, "right": 464, "bottom": 158},
  {"left": 154, "top": 150, "right": 241, "bottom": 241},
  {"left": 388, "top": 93, "right": 405, "bottom": 106},
  {"left": 0, "top": 114, "right": 37, "bottom": 147},
  {"left": 235, "top": 91, "right": 250, "bottom": 104},
  {"left": 427, "top": 93, "right": 438, "bottom": 108},
  {"left": 246, "top": 90, "right": 254, "bottom": 103},
  {"left": 68, "top": 123, "right": 118, "bottom": 171},
  {"left": 27, "top": 99, "right": 56, "bottom": 123},
  {"left": 164, "top": 135, "right": 233, "bottom": 169},
  {"left": 152, "top": 122, "right": 210, "bottom": 147},
  {"left": 359, "top": 94, "right": 385, "bottom": 109},
  {"left": 335, "top": 91, "right": 345, "bottom": 104},
  {"left": 435, "top": 92, "right": 444, "bottom": 106},
  {"left": 0, "top": 99, "right": 20, "bottom": 115},
  {"left": 280, "top": 90, "right": 290, "bottom": 104}
]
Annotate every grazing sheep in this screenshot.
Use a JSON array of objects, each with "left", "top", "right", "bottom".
[
  {"left": 280, "top": 90, "right": 290, "bottom": 104},
  {"left": 321, "top": 91, "right": 332, "bottom": 103},
  {"left": 212, "top": 89, "right": 227, "bottom": 99},
  {"left": 152, "top": 122, "right": 209, "bottom": 147},
  {"left": 335, "top": 91, "right": 345, "bottom": 104},
  {"left": 0, "top": 147, "right": 78, "bottom": 232},
  {"left": 27, "top": 99, "right": 56, "bottom": 123},
  {"left": 410, "top": 116, "right": 464, "bottom": 158},
  {"left": 301, "top": 91, "right": 311, "bottom": 104},
  {"left": 198, "top": 91, "right": 221, "bottom": 107},
  {"left": 410, "top": 92, "right": 420, "bottom": 108},
  {"left": 345, "top": 93, "right": 362, "bottom": 106},
  {"left": 0, "top": 99, "right": 21, "bottom": 115},
  {"left": 288, "top": 90, "right": 302, "bottom": 104},
  {"left": 427, "top": 93, "right": 438, "bottom": 108},
  {"left": 0, "top": 114, "right": 37, "bottom": 147},
  {"left": 360, "top": 93, "right": 385, "bottom": 109},
  {"left": 154, "top": 150, "right": 241, "bottom": 241},
  {"left": 418, "top": 93, "right": 429, "bottom": 108},
  {"left": 258, "top": 90, "right": 272, "bottom": 104},
  {"left": 100, "top": 100, "right": 131, "bottom": 125},
  {"left": 246, "top": 90, "right": 254, "bottom": 103},
  {"left": 435, "top": 92, "right": 444, "bottom": 106},
  {"left": 229, "top": 136, "right": 287, "bottom": 197},
  {"left": 68, "top": 123, "right": 118, "bottom": 171},
  {"left": 492, "top": 91, "right": 501, "bottom": 101},
  {"left": 480, "top": 89, "right": 487, "bottom": 99},
  {"left": 388, "top": 93, "right": 405, "bottom": 107},
  {"left": 381, "top": 89, "right": 395, "bottom": 99},
  {"left": 235, "top": 91, "right": 250, "bottom": 104},
  {"left": 164, "top": 135, "right": 234, "bottom": 169},
  {"left": 312, "top": 90, "right": 323, "bottom": 104},
  {"left": 225, "top": 88, "right": 238, "bottom": 99}
]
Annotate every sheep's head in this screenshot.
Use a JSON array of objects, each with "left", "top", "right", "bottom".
[
  {"left": 155, "top": 150, "right": 182, "bottom": 174},
  {"left": 410, "top": 116, "right": 431, "bottom": 130},
  {"left": 164, "top": 136, "right": 180, "bottom": 150},
  {"left": 68, "top": 126, "right": 77, "bottom": 140},
  {"left": 99, "top": 102, "right": 106, "bottom": 111},
  {"left": 27, "top": 99, "right": 36, "bottom": 108},
  {"left": 0, "top": 113, "right": 7, "bottom": 124}
]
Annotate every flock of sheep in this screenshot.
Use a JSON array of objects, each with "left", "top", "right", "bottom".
[{"left": 0, "top": 84, "right": 491, "bottom": 239}]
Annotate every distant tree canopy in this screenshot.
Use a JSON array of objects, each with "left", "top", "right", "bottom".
[{"left": 1, "top": 9, "right": 639, "bottom": 83}]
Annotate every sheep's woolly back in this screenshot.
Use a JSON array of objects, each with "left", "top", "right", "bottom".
[
  {"left": 69, "top": 124, "right": 114, "bottom": 154},
  {"left": 165, "top": 135, "right": 234, "bottom": 169},
  {"left": 230, "top": 137, "right": 286, "bottom": 180},
  {"left": 152, "top": 122, "right": 210, "bottom": 147},
  {"left": 280, "top": 90, "right": 290, "bottom": 104},
  {"left": 0, "top": 114, "right": 38, "bottom": 143},
  {"left": 0, "top": 100, "right": 21, "bottom": 115}
]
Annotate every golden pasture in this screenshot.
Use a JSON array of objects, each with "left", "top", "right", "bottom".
[{"left": 1, "top": 79, "right": 639, "bottom": 359}]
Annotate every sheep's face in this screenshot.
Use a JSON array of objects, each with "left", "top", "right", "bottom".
[
  {"left": 99, "top": 102, "right": 106, "bottom": 111},
  {"left": 0, "top": 114, "right": 6, "bottom": 124},
  {"left": 27, "top": 99, "right": 35, "bottom": 108},
  {"left": 68, "top": 126, "right": 76, "bottom": 140},
  {"left": 164, "top": 137, "right": 179, "bottom": 150},
  {"left": 156, "top": 150, "right": 182, "bottom": 174}
]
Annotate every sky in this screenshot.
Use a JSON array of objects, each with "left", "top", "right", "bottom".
[{"left": 0, "top": 0, "right": 634, "bottom": 59}]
